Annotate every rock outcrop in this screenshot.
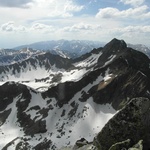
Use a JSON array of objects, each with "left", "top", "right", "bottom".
[{"left": 94, "top": 97, "right": 150, "bottom": 150}]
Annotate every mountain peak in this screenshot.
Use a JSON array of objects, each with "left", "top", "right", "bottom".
[
  {"left": 104, "top": 38, "right": 127, "bottom": 50},
  {"left": 97, "top": 38, "right": 127, "bottom": 67}
]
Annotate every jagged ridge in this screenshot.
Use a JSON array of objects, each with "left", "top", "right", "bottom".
[{"left": 0, "top": 38, "right": 150, "bottom": 149}]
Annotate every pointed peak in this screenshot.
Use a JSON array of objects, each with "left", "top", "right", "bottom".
[{"left": 104, "top": 38, "right": 127, "bottom": 50}]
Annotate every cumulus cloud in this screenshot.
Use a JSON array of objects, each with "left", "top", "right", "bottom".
[
  {"left": 0, "top": 22, "right": 56, "bottom": 35},
  {"left": 1, "top": 21, "right": 15, "bottom": 32},
  {"left": 64, "top": 1, "right": 84, "bottom": 12},
  {"left": 96, "top": 5, "right": 150, "bottom": 19},
  {"left": 120, "top": 0, "right": 145, "bottom": 7},
  {"left": 102, "top": 25, "right": 150, "bottom": 42},
  {"left": 0, "top": 0, "right": 33, "bottom": 8},
  {"left": 0, "top": 21, "right": 27, "bottom": 32},
  {"left": 0, "top": 0, "right": 84, "bottom": 18},
  {"left": 30, "top": 23, "right": 55, "bottom": 33},
  {"left": 63, "top": 22, "right": 101, "bottom": 32},
  {"left": 33, "top": 0, "right": 84, "bottom": 18},
  {"left": 115, "top": 25, "right": 150, "bottom": 33}
]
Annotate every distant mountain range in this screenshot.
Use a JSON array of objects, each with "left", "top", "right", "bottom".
[
  {"left": 0, "top": 40, "right": 149, "bottom": 66},
  {"left": 13, "top": 39, "right": 150, "bottom": 58},
  {"left": 13, "top": 39, "right": 105, "bottom": 59},
  {"left": 0, "top": 38, "right": 150, "bottom": 149}
]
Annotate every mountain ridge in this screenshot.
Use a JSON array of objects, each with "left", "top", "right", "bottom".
[
  {"left": 13, "top": 39, "right": 105, "bottom": 59},
  {"left": 0, "top": 38, "right": 150, "bottom": 149}
]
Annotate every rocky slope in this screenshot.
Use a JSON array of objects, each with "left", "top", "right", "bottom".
[
  {"left": 0, "top": 48, "right": 44, "bottom": 66},
  {"left": 93, "top": 97, "right": 150, "bottom": 150},
  {"left": 71, "top": 97, "right": 149, "bottom": 150},
  {"left": 0, "top": 45, "right": 103, "bottom": 91},
  {"left": 0, "top": 38, "right": 150, "bottom": 149}
]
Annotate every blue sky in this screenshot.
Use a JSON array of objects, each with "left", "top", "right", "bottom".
[{"left": 0, "top": 0, "right": 150, "bottom": 48}]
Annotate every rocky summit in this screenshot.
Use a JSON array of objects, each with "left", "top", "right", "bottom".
[{"left": 0, "top": 38, "right": 150, "bottom": 149}]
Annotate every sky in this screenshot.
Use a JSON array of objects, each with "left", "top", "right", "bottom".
[{"left": 0, "top": 0, "right": 150, "bottom": 48}]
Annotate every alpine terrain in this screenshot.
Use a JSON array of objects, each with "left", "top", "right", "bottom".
[
  {"left": 128, "top": 43, "right": 150, "bottom": 58},
  {"left": 0, "top": 38, "right": 150, "bottom": 150},
  {"left": 0, "top": 48, "right": 44, "bottom": 66},
  {"left": 13, "top": 40, "right": 105, "bottom": 59}
]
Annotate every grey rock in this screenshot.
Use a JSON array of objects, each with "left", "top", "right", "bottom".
[{"left": 94, "top": 97, "right": 150, "bottom": 150}]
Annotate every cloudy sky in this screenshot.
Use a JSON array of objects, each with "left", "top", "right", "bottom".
[{"left": 0, "top": 0, "right": 150, "bottom": 48}]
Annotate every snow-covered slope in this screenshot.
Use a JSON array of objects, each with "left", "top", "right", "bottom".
[
  {"left": 0, "top": 38, "right": 150, "bottom": 150},
  {"left": 0, "top": 75, "right": 116, "bottom": 149},
  {"left": 0, "top": 48, "right": 45, "bottom": 66},
  {"left": 0, "top": 48, "right": 103, "bottom": 91}
]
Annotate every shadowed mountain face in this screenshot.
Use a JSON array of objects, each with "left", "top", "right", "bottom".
[
  {"left": 94, "top": 97, "right": 150, "bottom": 150},
  {"left": 0, "top": 38, "right": 150, "bottom": 149},
  {"left": 43, "top": 38, "right": 150, "bottom": 110}
]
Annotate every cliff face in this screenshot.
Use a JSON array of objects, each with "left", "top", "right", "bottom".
[
  {"left": 67, "top": 39, "right": 150, "bottom": 150},
  {"left": 43, "top": 39, "right": 150, "bottom": 110},
  {"left": 93, "top": 97, "right": 150, "bottom": 150},
  {"left": 72, "top": 98, "right": 150, "bottom": 150}
]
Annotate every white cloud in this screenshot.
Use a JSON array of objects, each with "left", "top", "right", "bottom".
[
  {"left": 0, "top": 0, "right": 149, "bottom": 47},
  {"left": 31, "top": 0, "right": 84, "bottom": 18},
  {"left": 64, "top": 1, "right": 84, "bottom": 12},
  {"left": 111, "top": 25, "right": 150, "bottom": 44},
  {"left": 63, "top": 22, "right": 101, "bottom": 32},
  {"left": 114, "top": 25, "right": 150, "bottom": 33},
  {"left": 0, "top": 0, "right": 84, "bottom": 27},
  {"left": 30, "top": 23, "right": 55, "bottom": 33},
  {"left": 1, "top": 22, "right": 101, "bottom": 34},
  {"left": 96, "top": 5, "right": 150, "bottom": 19},
  {"left": 120, "top": 0, "right": 145, "bottom": 7},
  {"left": 17, "top": 26, "right": 27, "bottom": 32},
  {"left": 1, "top": 21, "right": 15, "bottom": 32},
  {"left": 0, "top": 21, "right": 27, "bottom": 32},
  {"left": 96, "top": 7, "right": 120, "bottom": 18}
]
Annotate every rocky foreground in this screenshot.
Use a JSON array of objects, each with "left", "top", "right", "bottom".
[{"left": 68, "top": 97, "right": 150, "bottom": 150}]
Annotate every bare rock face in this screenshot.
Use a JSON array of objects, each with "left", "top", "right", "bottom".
[
  {"left": 94, "top": 97, "right": 150, "bottom": 150},
  {"left": 73, "top": 138, "right": 89, "bottom": 150}
]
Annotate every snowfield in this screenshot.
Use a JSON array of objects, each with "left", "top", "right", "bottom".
[
  {"left": 0, "top": 67, "right": 117, "bottom": 149},
  {"left": 0, "top": 51, "right": 103, "bottom": 91},
  {"left": 0, "top": 45, "right": 121, "bottom": 149},
  {"left": 0, "top": 94, "right": 116, "bottom": 149}
]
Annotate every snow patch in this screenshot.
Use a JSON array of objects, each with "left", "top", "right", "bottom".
[
  {"left": 104, "top": 55, "right": 116, "bottom": 66},
  {"left": 0, "top": 95, "right": 24, "bottom": 149}
]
